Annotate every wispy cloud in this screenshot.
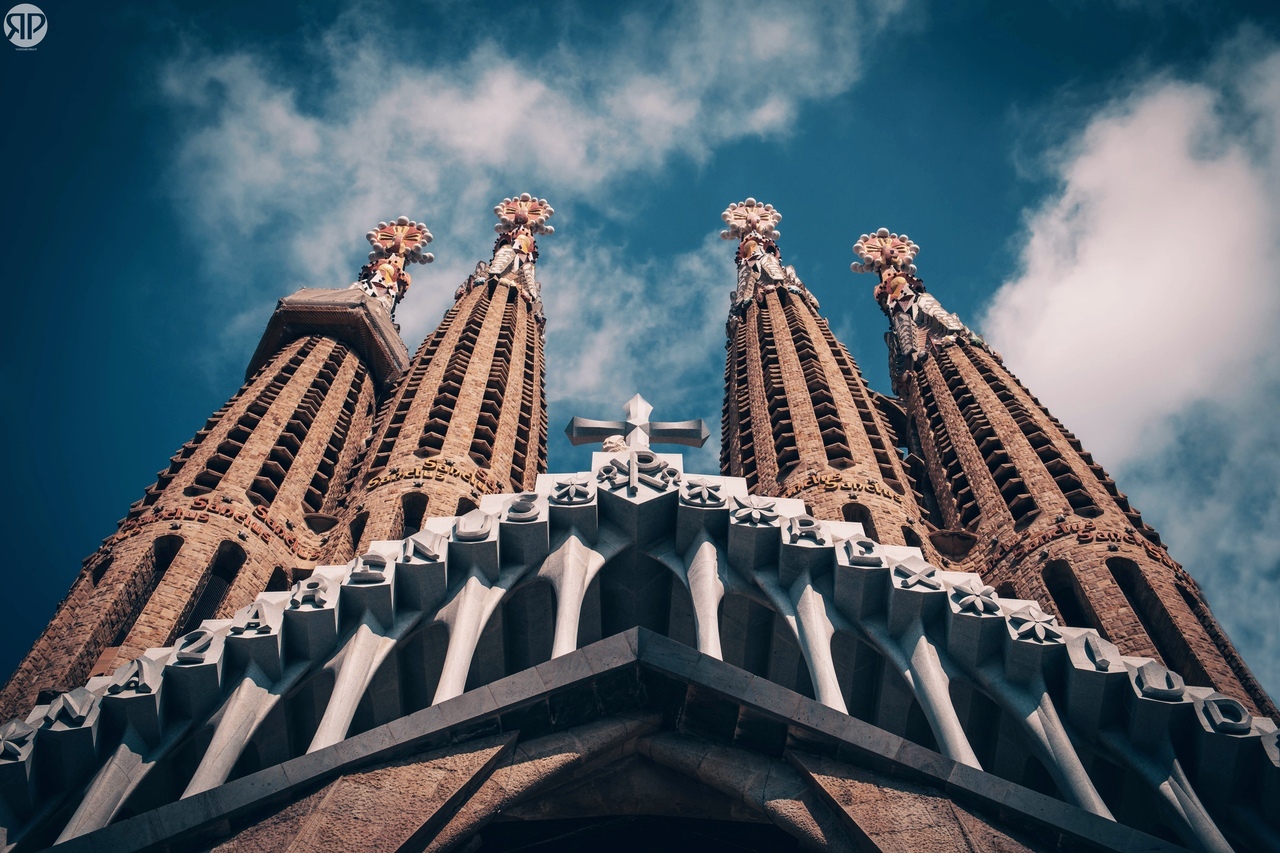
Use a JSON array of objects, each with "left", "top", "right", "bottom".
[
  {"left": 982, "top": 39, "right": 1280, "bottom": 694},
  {"left": 158, "top": 1, "right": 897, "bottom": 364}
]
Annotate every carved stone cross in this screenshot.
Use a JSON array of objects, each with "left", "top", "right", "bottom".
[{"left": 565, "top": 393, "right": 709, "bottom": 450}]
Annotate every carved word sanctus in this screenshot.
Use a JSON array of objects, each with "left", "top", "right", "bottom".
[
  {"left": 108, "top": 499, "right": 322, "bottom": 561},
  {"left": 780, "top": 470, "right": 903, "bottom": 504},
  {"left": 366, "top": 457, "right": 500, "bottom": 494},
  {"left": 992, "top": 519, "right": 1179, "bottom": 571}
]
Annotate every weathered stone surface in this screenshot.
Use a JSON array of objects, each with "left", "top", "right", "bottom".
[
  {"left": 790, "top": 750, "right": 1038, "bottom": 852},
  {"left": 213, "top": 732, "right": 514, "bottom": 852},
  {"left": 426, "top": 713, "right": 661, "bottom": 852}
]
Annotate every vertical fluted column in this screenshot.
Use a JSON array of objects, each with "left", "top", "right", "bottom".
[
  {"left": 718, "top": 200, "right": 937, "bottom": 558},
  {"left": 852, "top": 227, "right": 1276, "bottom": 718}
]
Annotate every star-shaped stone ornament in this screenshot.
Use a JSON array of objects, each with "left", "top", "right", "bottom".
[
  {"left": 1008, "top": 606, "right": 1063, "bottom": 644},
  {"left": 952, "top": 578, "right": 1000, "bottom": 614},
  {"left": 550, "top": 475, "right": 595, "bottom": 506},
  {"left": 681, "top": 479, "right": 726, "bottom": 508},
  {"left": 43, "top": 688, "right": 96, "bottom": 728},
  {"left": 731, "top": 496, "right": 779, "bottom": 527},
  {"left": 0, "top": 719, "right": 35, "bottom": 761},
  {"left": 893, "top": 562, "right": 942, "bottom": 591}
]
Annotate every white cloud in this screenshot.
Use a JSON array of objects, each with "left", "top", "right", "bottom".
[
  {"left": 982, "top": 43, "right": 1280, "bottom": 695},
  {"left": 157, "top": 0, "right": 899, "bottom": 468}
]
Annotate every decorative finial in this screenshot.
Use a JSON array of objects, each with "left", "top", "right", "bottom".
[
  {"left": 493, "top": 193, "right": 555, "bottom": 235},
  {"left": 851, "top": 227, "right": 919, "bottom": 275},
  {"left": 461, "top": 194, "right": 554, "bottom": 315},
  {"left": 720, "top": 199, "right": 815, "bottom": 317},
  {"left": 352, "top": 215, "right": 434, "bottom": 318},
  {"left": 720, "top": 198, "right": 782, "bottom": 242},
  {"left": 366, "top": 216, "right": 435, "bottom": 264}
]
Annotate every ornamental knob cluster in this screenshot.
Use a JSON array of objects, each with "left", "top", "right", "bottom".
[
  {"left": 720, "top": 198, "right": 782, "bottom": 241},
  {"left": 365, "top": 216, "right": 434, "bottom": 265},
  {"left": 851, "top": 227, "right": 919, "bottom": 275},
  {"left": 493, "top": 193, "right": 555, "bottom": 235}
]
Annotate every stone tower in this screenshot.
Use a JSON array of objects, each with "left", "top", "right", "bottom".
[
  {"left": 718, "top": 200, "right": 937, "bottom": 558},
  {"left": 851, "top": 227, "right": 1276, "bottom": 719},
  {"left": 0, "top": 216, "right": 433, "bottom": 719},
  {"left": 327, "top": 194, "right": 553, "bottom": 561}
]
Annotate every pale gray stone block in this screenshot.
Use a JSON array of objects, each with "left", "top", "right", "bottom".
[
  {"left": 499, "top": 493, "right": 550, "bottom": 567},
  {"left": 777, "top": 515, "right": 834, "bottom": 587},
  {"left": 448, "top": 509, "right": 500, "bottom": 583}
]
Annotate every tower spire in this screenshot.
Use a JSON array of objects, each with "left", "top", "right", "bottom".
[
  {"left": 718, "top": 200, "right": 938, "bottom": 558},
  {"left": 0, "top": 219, "right": 425, "bottom": 716},
  {"left": 327, "top": 195, "right": 554, "bottom": 559},
  {"left": 720, "top": 198, "right": 819, "bottom": 318},
  {"left": 851, "top": 228, "right": 970, "bottom": 386},
  {"left": 851, "top": 225, "right": 1275, "bottom": 718}
]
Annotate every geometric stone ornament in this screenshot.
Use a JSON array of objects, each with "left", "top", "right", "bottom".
[
  {"left": 841, "top": 536, "right": 886, "bottom": 568},
  {"left": 1200, "top": 693, "right": 1252, "bottom": 735},
  {"left": 548, "top": 475, "right": 595, "bottom": 506},
  {"left": 730, "top": 495, "right": 780, "bottom": 527},
  {"left": 950, "top": 578, "right": 1000, "bottom": 615},
  {"left": 1006, "top": 605, "right": 1063, "bottom": 645},
  {"left": 229, "top": 602, "right": 277, "bottom": 636},
  {"left": 289, "top": 576, "right": 331, "bottom": 610},
  {"left": 892, "top": 557, "right": 942, "bottom": 591},
  {"left": 0, "top": 719, "right": 35, "bottom": 762},
  {"left": 680, "top": 478, "right": 726, "bottom": 509},
  {"left": 40, "top": 687, "right": 98, "bottom": 730},
  {"left": 503, "top": 493, "right": 541, "bottom": 523},
  {"left": 1135, "top": 660, "right": 1186, "bottom": 702},
  {"left": 596, "top": 449, "right": 680, "bottom": 498},
  {"left": 172, "top": 628, "right": 217, "bottom": 665},
  {"left": 106, "top": 657, "right": 164, "bottom": 696},
  {"left": 452, "top": 510, "right": 495, "bottom": 543}
]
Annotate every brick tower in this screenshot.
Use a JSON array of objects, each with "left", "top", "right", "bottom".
[
  {"left": 851, "top": 227, "right": 1276, "bottom": 718},
  {"left": 327, "top": 194, "right": 553, "bottom": 560},
  {"left": 718, "top": 200, "right": 937, "bottom": 558},
  {"left": 0, "top": 216, "right": 433, "bottom": 719}
]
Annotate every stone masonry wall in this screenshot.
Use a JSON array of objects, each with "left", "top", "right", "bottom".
[
  {"left": 903, "top": 338, "right": 1276, "bottom": 718},
  {"left": 723, "top": 290, "right": 938, "bottom": 560},
  {"left": 326, "top": 281, "right": 546, "bottom": 561}
]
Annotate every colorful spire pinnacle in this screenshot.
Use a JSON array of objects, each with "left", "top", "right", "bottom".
[
  {"left": 493, "top": 193, "right": 555, "bottom": 235},
  {"left": 719, "top": 197, "right": 782, "bottom": 242},
  {"left": 851, "top": 227, "right": 919, "bottom": 275},
  {"left": 352, "top": 215, "right": 434, "bottom": 317}
]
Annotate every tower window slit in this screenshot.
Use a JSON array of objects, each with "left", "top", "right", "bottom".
[
  {"left": 180, "top": 541, "right": 247, "bottom": 634},
  {"left": 1042, "top": 560, "right": 1102, "bottom": 632},
  {"left": 1106, "top": 557, "right": 1210, "bottom": 685},
  {"left": 401, "top": 492, "right": 429, "bottom": 538},
  {"left": 842, "top": 503, "right": 879, "bottom": 542}
]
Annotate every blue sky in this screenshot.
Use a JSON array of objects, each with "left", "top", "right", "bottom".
[{"left": 3, "top": 0, "right": 1279, "bottom": 698}]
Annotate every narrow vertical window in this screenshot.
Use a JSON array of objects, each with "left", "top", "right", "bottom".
[
  {"left": 401, "top": 492, "right": 429, "bottom": 538},
  {"left": 841, "top": 502, "right": 878, "bottom": 542}
]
